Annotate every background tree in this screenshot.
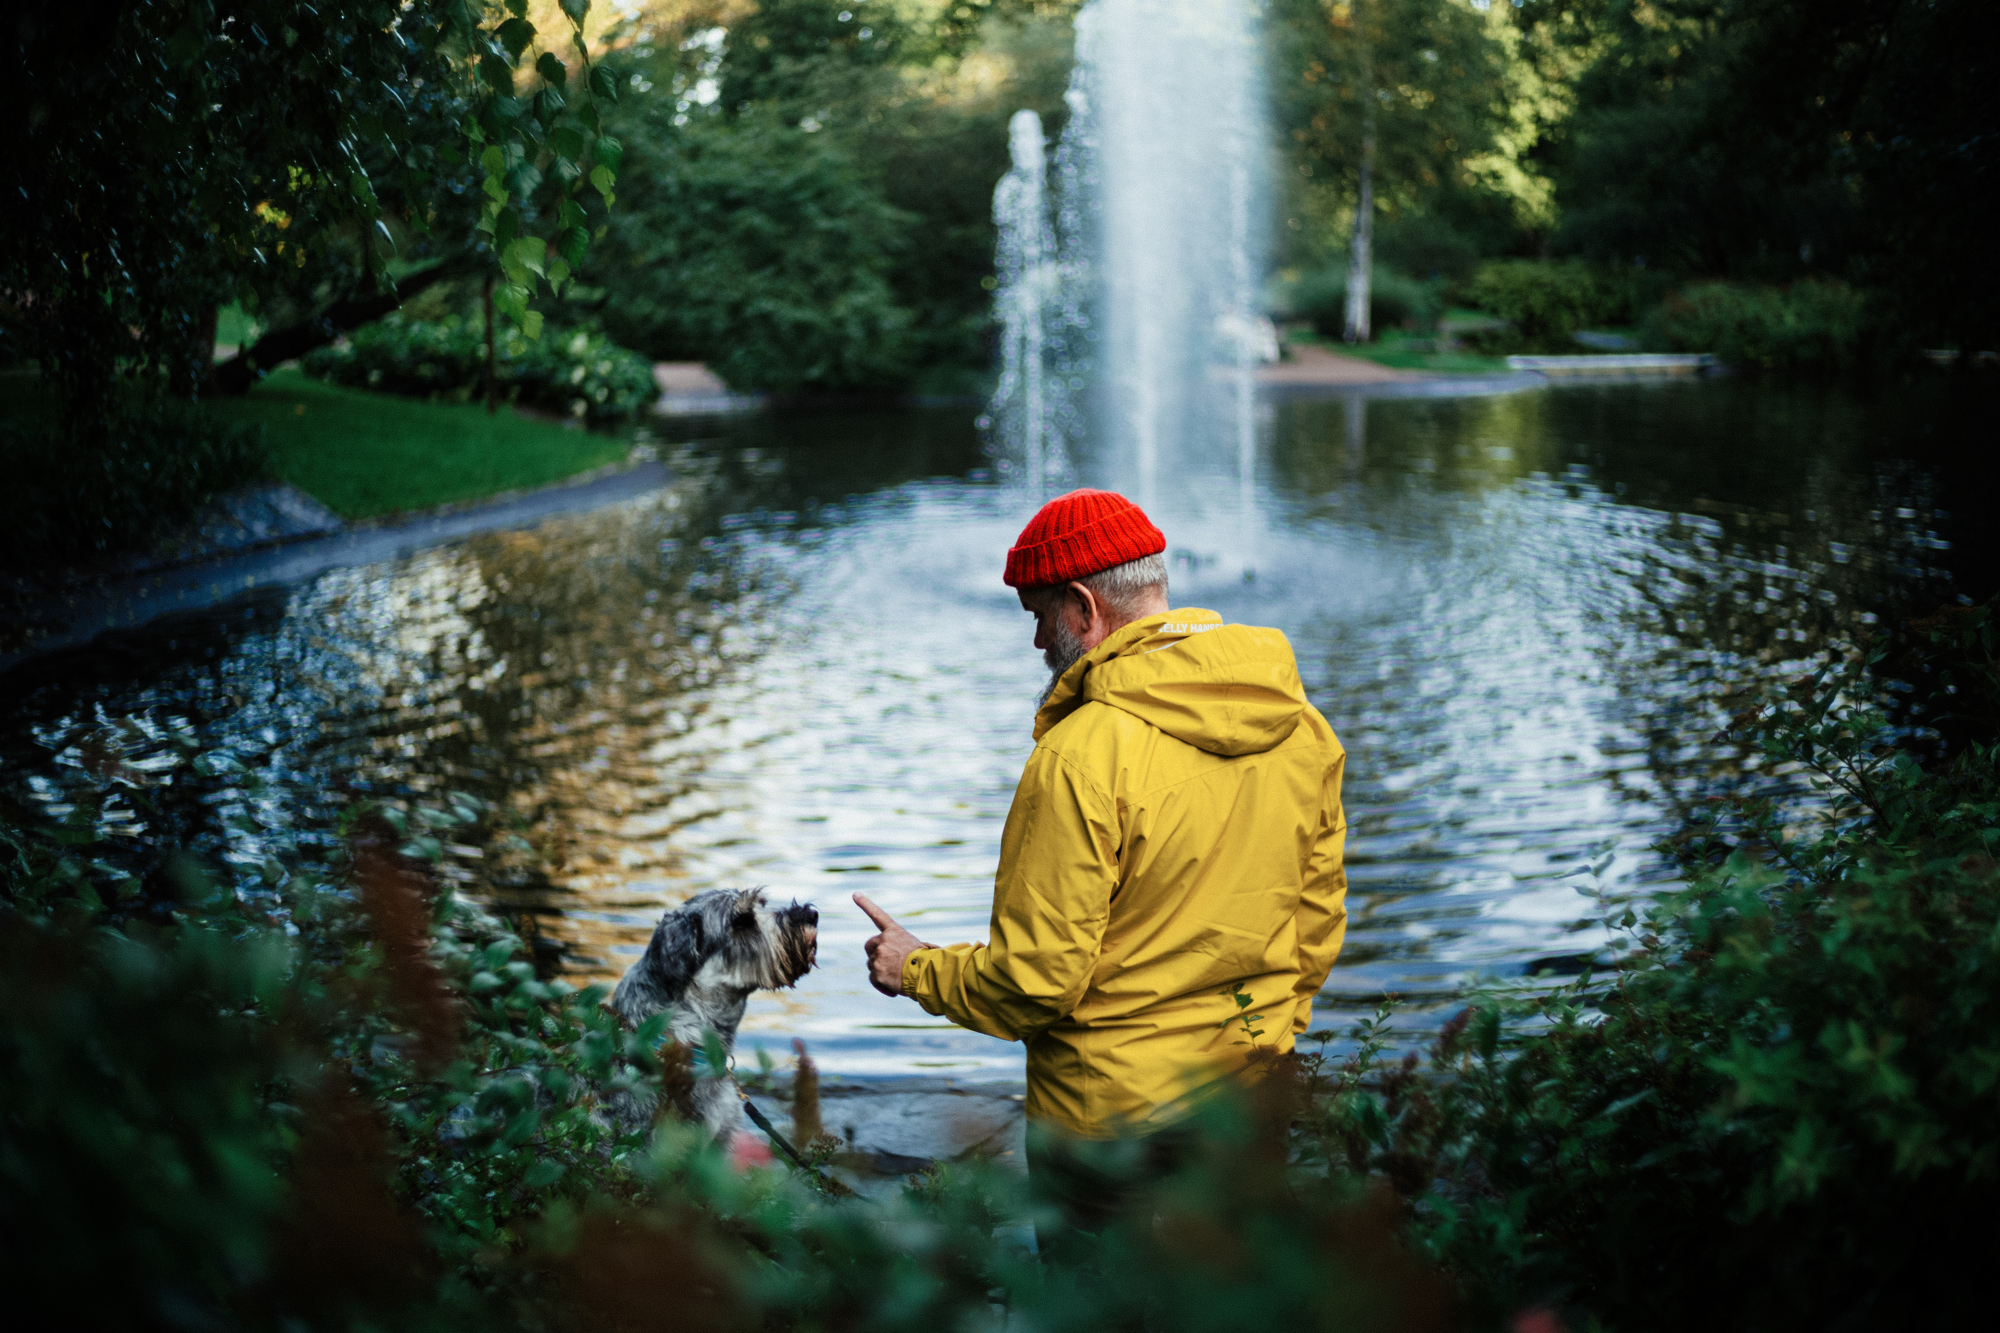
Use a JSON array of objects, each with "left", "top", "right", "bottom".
[
  {"left": 1272, "top": 0, "right": 1533, "bottom": 300},
  {"left": 560, "top": 1, "right": 1077, "bottom": 390},
  {"left": 0, "top": 0, "right": 624, "bottom": 431},
  {"left": 1518, "top": 0, "right": 2000, "bottom": 347}
]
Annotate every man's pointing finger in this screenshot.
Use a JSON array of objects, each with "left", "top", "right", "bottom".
[{"left": 852, "top": 892, "right": 897, "bottom": 932}]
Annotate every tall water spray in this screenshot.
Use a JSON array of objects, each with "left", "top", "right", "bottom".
[{"left": 990, "top": 0, "right": 1268, "bottom": 517}]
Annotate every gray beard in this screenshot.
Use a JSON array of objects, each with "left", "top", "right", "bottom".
[{"left": 1039, "top": 618, "right": 1089, "bottom": 706}]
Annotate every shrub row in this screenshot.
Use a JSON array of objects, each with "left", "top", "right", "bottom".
[
  {"left": 301, "top": 316, "right": 659, "bottom": 425},
  {"left": 1301, "top": 602, "right": 2000, "bottom": 1329},
  {"left": 1643, "top": 278, "right": 1870, "bottom": 371},
  {"left": 1453, "top": 258, "right": 1870, "bottom": 367},
  {"left": 1450, "top": 259, "right": 1671, "bottom": 353}
]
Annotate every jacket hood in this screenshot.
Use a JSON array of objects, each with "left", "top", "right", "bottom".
[{"left": 1033, "top": 608, "right": 1308, "bottom": 757}]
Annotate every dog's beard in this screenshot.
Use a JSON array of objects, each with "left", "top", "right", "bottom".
[
  {"left": 1039, "top": 615, "right": 1089, "bottom": 706},
  {"left": 716, "top": 896, "right": 818, "bottom": 991}
]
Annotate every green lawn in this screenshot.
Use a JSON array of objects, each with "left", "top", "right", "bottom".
[
  {"left": 205, "top": 370, "right": 633, "bottom": 519},
  {"left": 1288, "top": 330, "right": 1512, "bottom": 375}
]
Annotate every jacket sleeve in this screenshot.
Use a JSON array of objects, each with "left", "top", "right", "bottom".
[
  {"left": 900, "top": 745, "right": 1119, "bottom": 1042},
  {"left": 1292, "top": 745, "right": 1349, "bottom": 1034}
]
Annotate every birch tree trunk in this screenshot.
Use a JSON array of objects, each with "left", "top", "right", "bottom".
[{"left": 1343, "top": 2, "right": 1377, "bottom": 344}]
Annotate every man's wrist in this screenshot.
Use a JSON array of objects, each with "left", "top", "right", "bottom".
[{"left": 896, "top": 942, "right": 934, "bottom": 997}]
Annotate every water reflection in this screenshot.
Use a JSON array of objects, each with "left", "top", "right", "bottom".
[{"left": 3, "top": 380, "right": 1989, "bottom": 1080}]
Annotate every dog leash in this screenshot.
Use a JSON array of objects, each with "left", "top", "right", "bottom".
[
  {"left": 740, "top": 1094, "right": 813, "bottom": 1172},
  {"left": 740, "top": 1094, "right": 863, "bottom": 1198}
]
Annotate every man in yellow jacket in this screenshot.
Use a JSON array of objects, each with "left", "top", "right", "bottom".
[{"left": 856, "top": 488, "right": 1347, "bottom": 1235}]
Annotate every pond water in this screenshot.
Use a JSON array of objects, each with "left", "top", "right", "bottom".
[{"left": 3, "top": 378, "right": 1991, "bottom": 1083}]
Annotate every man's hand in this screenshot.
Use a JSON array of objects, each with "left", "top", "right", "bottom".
[{"left": 855, "top": 893, "right": 932, "bottom": 998}]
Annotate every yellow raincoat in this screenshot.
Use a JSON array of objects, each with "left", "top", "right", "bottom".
[{"left": 901, "top": 608, "right": 1347, "bottom": 1138}]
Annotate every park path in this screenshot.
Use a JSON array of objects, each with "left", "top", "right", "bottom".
[{"left": 1256, "top": 342, "right": 1429, "bottom": 385}]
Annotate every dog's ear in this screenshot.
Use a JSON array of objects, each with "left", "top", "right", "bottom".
[
  {"left": 644, "top": 906, "right": 707, "bottom": 997},
  {"left": 610, "top": 902, "right": 710, "bottom": 1023}
]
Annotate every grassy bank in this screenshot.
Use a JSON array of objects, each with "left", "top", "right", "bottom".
[{"left": 206, "top": 370, "right": 634, "bottom": 520}]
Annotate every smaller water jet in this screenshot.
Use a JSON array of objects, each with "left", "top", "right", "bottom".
[{"left": 988, "top": 109, "right": 1063, "bottom": 497}]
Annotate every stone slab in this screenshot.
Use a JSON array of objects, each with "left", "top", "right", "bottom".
[
  {"left": 745, "top": 1087, "right": 1028, "bottom": 1178},
  {"left": 1507, "top": 353, "right": 1716, "bottom": 375}
]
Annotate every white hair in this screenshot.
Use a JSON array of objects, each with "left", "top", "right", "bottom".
[{"left": 1024, "top": 553, "right": 1169, "bottom": 616}]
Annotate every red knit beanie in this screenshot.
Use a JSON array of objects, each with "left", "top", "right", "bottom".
[{"left": 1003, "top": 489, "right": 1166, "bottom": 588}]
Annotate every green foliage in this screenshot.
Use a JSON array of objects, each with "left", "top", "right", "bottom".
[
  {"left": 1643, "top": 279, "right": 1871, "bottom": 373},
  {"left": 580, "top": 109, "right": 922, "bottom": 392},
  {"left": 1527, "top": 0, "right": 1998, "bottom": 348},
  {"left": 0, "top": 768, "right": 1451, "bottom": 1333},
  {"left": 1538, "top": 0, "right": 1855, "bottom": 280},
  {"left": 0, "top": 906, "right": 298, "bottom": 1328},
  {"left": 1282, "top": 265, "right": 1441, "bottom": 336},
  {"left": 0, "top": 394, "right": 267, "bottom": 571},
  {"left": 1373, "top": 212, "right": 1489, "bottom": 287},
  {"left": 714, "top": 0, "right": 914, "bottom": 112},
  {"left": 1297, "top": 603, "right": 2000, "bottom": 1329},
  {"left": 556, "top": 5, "right": 1074, "bottom": 391},
  {"left": 1460, "top": 258, "right": 1661, "bottom": 352},
  {"left": 2, "top": 0, "right": 620, "bottom": 438},
  {"left": 302, "top": 317, "right": 657, "bottom": 424},
  {"left": 1271, "top": 0, "right": 1537, "bottom": 264}
]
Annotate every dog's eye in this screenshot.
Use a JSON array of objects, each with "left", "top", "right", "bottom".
[{"left": 733, "top": 912, "right": 754, "bottom": 930}]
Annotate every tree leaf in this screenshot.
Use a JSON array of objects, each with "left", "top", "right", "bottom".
[
  {"left": 589, "top": 63, "right": 620, "bottom": 103},
  {"left": 534, "top": 88, "right": 566, "bottom": 126},
  {"left": 549, "top": 127, "right": 585, "bottom": 163},
  {"left": 480, "top": 53, "right": 515, "bottom": 94},
  {"left": 511, "top": 236, "right": 547, "bottom": 278},
  {"left": 497, "top": 17, "right": 536, "bottom": 58},
  {"left": 560, "top": 0, "right": 592, "bottom": 25},
  {"left": 589, "top": 165, "right": 615, "bottom": 201},
  {"left": 521, "top": 309, "right": 545, "bottom": 341},
  {"left": 558, "top": 225, "right": 589, "bottom": 268},
  {"left": 493, "top": 284, "right": 530, "bottom": 321},
  {"left": 537, "top": 53, "right": 569, "bottom": 88},
  {"left": 592, "top": 136, "right": 623, "bottom": 172}
]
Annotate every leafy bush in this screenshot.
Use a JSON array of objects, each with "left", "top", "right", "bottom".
[
  {"left": 1299, "top": 603, "right": 2000, "bottom": 1330},
  {"left": 1283, "top": 264, "right": 1442, "bottom": 337},
  {"left": 578, "top": 109, "right": 921, "bottom": 394},
  {"left": 1457, "top": 259, "right": 1656, "bottom": 352},
  {"left": 1, "top": 753, "right": 1450, "bottom": 1333},
  {"left": 301, "top": 317, "right": 658, "bottom": 425},
  {"left": 0, "top": 394, "right": 267, "bottom": 571},
  {"left": 1642, "top": 278, "right": 1870, "bottom": 372}
]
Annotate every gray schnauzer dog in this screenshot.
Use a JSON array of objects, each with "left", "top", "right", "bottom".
[{"left": 611, "top": 887, "right": 818, "bottom": 1139}]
